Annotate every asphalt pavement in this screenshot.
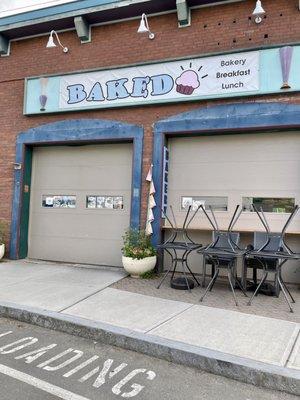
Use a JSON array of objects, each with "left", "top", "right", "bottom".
[{"left": 0, "top": 317, "right": 297, "bottom": 400}]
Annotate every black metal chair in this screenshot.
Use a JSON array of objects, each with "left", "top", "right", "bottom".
[
  {"left": 157, "top": 205, "right": 202, "bottom": 292},
  {"left": 202, "top": 230, "right": 240, "bottom": 287},
  {"left": 198, "top": 205, "right": 248, "bottom": 306},
  {"left": 246, "top": 205, "right": 299, "bottom": 312},
  {"left": 244, "top": 232, "right": 281, "bottom": 295}
]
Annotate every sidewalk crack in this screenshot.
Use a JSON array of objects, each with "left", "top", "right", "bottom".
[
  {"left": 145, "top": 304, "right": 195, "bottom": 334},
  {"left": 58, "top": 287, "right": 107, "bottom": 313},
  {"left": 284, "top": 326, "right": 300, "bottom": 368}
]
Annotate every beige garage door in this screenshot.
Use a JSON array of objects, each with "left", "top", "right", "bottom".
[
  {"left": 167, "top": 132, "right": 300, "bottom": 282},
  {"left": 168, "top": 132, "right": 300, "bottom": 232},
  {"left": 28, "top": 143, "right": 132, "bottom": 266}
]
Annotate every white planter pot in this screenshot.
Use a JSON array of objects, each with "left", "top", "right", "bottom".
[
  {"left": 122, "top": 255, "right": 157, "bottom": 278},
  {"left": 0, "top": 244, "right": 5, "bottom": 260}
]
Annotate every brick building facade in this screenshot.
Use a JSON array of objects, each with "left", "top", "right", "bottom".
[{"left": 1, "top": 0, "right": 300, "bottom": 282}]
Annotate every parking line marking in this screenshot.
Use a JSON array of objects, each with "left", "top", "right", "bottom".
[{"left": 0, "top": 363, "right": 91, "bottom": 400}]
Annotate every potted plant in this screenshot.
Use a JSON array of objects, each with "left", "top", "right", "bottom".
[
  {"left": 0, "top": 220, "right": 6, "bottom": 260},
  {"left": 122, "top": 228, "right": 157, "bottom": 278}
]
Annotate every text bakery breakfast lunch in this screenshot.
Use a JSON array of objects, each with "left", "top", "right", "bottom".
[{"left": 216, "top": 57, "right": 252, "bottom": 90}]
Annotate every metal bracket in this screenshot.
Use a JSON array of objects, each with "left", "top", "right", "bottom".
[
  {"left": 12, "top": 162, "right": 22, "bottom": 170},
  {"left": 176, "top": 0, "right": 191, "bottom": 28},
  {"left": 0, "top": 34, "right": 10, "bottom": 56},
  {"left": 74, "top": 16, "right": 91, "bottom": 43}
]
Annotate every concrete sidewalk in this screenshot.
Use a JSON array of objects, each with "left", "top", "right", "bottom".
[{"left": 0, "top": 260, "right": 299, "bottom": 395}]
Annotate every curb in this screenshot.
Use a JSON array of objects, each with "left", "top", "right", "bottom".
[{"left": 0, "top": 301, "right": 299, "bottom": 396}]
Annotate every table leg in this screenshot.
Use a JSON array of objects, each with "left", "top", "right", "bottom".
[
  {"left": 231, "top": 259, "right": 237, "bottom": 288},
  {"left": 202, "top": 255, "right": 206, "bottom": 288},
  {"left": 253, "top": 268, "right": 257, "bottom": 286},
  {"left": 241, "top": 255, "right": 247, "bottom": 291},
  {"left": 274, "top": 262, "right": 280, "bottom": 297}
]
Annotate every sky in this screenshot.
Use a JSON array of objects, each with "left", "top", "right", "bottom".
[{"left": 0, "top": 0, "right": 78, "bottom": 18}]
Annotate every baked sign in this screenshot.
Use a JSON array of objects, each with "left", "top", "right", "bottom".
[{"left": 58, "top": 51, "right": 259, "bottom": 109}]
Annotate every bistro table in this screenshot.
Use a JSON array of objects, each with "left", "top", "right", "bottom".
[{"left": 157, "top": 205, "right": 202, "bottom": 291}]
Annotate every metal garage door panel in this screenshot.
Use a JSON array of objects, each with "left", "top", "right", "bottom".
[
  {"left": 34, "top": 145, "right": 131, "bottom": 165},
  {"left": 172, "top": 161, "right": 300, "bottom": 193},
  {"left": 29, "top": 213, "right": 130, "bottom": 239},
  {"left": 171, "top": 133, "right": 300, "bottom": 162},
  {"left": 29, "top": 236, "right": 125, "bottom": 267},
  {"left": 33, "top": 165, "right": 131, "bottom": 191},
  {"left": 28, "top": 144, "right": 132, "bottom": 266}
]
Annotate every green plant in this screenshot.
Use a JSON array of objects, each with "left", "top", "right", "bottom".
[
  {"left": 0, "top": 220, "right": 7, "bottom": 244},
  {"left": 139, "top": 269, "right": 157, "bottom": 279},
  {"left": 122, "top": 228, "right": 156, "bottom": 260}
]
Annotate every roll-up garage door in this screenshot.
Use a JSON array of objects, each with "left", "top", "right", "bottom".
[
  {"left": 167, "top": 132, "right": 300, "bottom": 282},
  {"left": 28, "top": 143, "right": 132, "bottom": 267}
]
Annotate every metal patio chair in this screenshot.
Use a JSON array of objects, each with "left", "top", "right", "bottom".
[
  {"left": 202, "top": 230, "right": 240, "bottom": 287},
  {"left": 244, "top": 232, "right": 281, "bottom": 295},
  {"left": 198, "top": 205, "right": 248, "bottom": 306},
  {"left": 157, "top": 204, "right": 202, "bottom": 292},
  {"left": 246, "top": 204, "right": 300, "bottom": 313}
]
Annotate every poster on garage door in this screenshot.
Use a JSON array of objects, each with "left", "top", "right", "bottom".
[{"left": 58, "top": 51, "right": 260, "bottom": 109}]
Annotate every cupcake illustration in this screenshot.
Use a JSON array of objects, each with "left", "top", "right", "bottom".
[{"left": 175, "top": 70, "right": 200, "bottom": 95}]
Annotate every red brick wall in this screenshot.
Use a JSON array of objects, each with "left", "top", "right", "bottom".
[{"left": 1, "top": 0, "right": 300, "bottom": 251}]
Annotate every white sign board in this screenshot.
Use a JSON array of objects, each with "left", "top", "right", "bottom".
[
  {"left": 59, "top": 51, "right": 259, "bottom": 110},
  {"left": 0, "top": 0, "right": 77, "bottom": 18}
]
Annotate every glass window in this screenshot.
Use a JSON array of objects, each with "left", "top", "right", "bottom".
[
  {"left": 86, "top": 196, "right": 124, "bottom": 210},
  {"left": 242, "top": 197, "right": 295, "bottom": 213},
  {"left": 181, "top": 196, "right": 228, "bottom": 211},
  {"left": 42, "top": 195, "right": 76, "bottom": 208},
  {"left": 86, "top": 196, "right": 96, "bottom": 209}
]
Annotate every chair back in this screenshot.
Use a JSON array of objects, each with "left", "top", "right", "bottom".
[
  {"left": 200, "top": 204, "right": 242, "bottom": 252},
  {"left": 212, "top": 231, "right": 240, "bottom": 250},
  {"left": 252, "top": 205, "right": 299, "bottom": 254},
  {"left": 253, "top": 231, "right": 282, "bottom": 253}
]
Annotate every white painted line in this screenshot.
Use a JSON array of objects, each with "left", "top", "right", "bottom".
[
  {"left": 0, "top": 331, "right": 13, "bottom": 339},
  {"left": 0, "top": 363, "right": 91, "bottom": 400}
]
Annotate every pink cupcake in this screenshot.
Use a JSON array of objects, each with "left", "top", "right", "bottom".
[{"left": 175, "top": 70, "right": 200, "bottom": 95}]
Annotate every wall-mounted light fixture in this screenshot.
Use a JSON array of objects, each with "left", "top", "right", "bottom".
[
  {"left": 46, "top": 30, "right": 69, "bottom": 53},
  {"left": 252, "top": 1, "right": 265, "bottom": 24},
  {"left": 12, "top": 163, "right": 22, "bottom": 170},
  {"left": 137, "top": 14, "right": 155, "bottom": 40}
]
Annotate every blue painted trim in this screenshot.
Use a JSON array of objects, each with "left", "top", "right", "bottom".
[
  {"left": 0, "top": 0, "right": 120, "bottom": 27},
  {"left": 152, "top": 102, "right": 300, "bottom": 247},
  {"left": 0, "top": 0, "right": 234, "bottom": 28},
  {"left": 10, "top": 119, "right": 143, "bottom": 259}
]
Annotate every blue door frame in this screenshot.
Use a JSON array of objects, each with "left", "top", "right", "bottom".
[
  {"left": 10, "top": 119, "right": 144, "bottom": 259},
  {"left": 152, "top": 102, "right": 300, "bottom": 254}
]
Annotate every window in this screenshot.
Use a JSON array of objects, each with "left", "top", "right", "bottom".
[
  {"left": 86, "top": 196, "right": 124, "bottom": 210},
  {"left": 181, "top": 196, "right": 228, "bottom": 211},
  {"left": 242, "top": 197, "right": 295, "bottom": 213},
  {"left": 42, "top": 195, "right": 76, "bottom": 208}
]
